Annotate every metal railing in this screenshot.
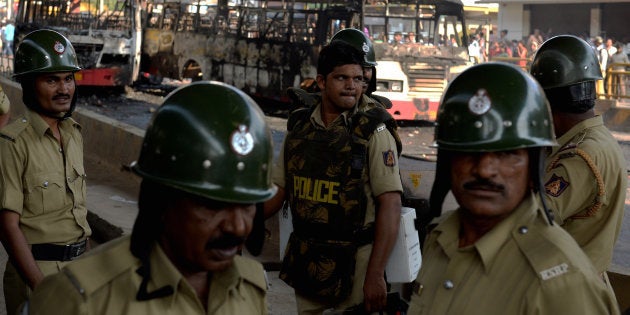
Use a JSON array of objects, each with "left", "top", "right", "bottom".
[
  {"left": 486, "top": 56, "right": 532, "bottom": 71},
  {"left": 604, "top": 63, "right": 630, "bottom": 101}
]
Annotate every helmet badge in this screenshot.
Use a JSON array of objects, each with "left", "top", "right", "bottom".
[
  {"left": 231, "top": 124, "right": 254, "bottom": 156},
  {"left": 362, "top": 42, "right": 370, "bottom": 53},
  {"left": 53, "top": 41, "right": 65, "bottom": 55},
  {"left": 468, "top": 88, "right": 491, "bottom": 115}
]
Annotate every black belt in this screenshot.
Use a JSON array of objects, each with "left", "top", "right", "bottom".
[{"left": 31, "top": 239, "right": 87, "bottom": 261}]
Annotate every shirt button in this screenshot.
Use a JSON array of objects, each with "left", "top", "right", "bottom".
[
  {"left": 443, "top": 280, "right": 454, "bottom": 290},
  {"left": 518, "top": 226, "right": 529, "bottom": 234},
  {"left": 43, "top": 181, "right": 48, "bottom": 187}
]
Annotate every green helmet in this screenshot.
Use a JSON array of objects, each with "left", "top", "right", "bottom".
[
  {"left": 331, "top": 28, "right": 377, "bottom": 66},
  {"left": 436, "top": 62, "right": 557, "bottom": 152},
  {"left": 530, "top": 35, "right": 602, "bottom": 89},
  {"left": 14, "top": 29, "right": 81, "bottom": 78},
  {"left": 133, "top": 81, "right": 277, "bottom": 203}
]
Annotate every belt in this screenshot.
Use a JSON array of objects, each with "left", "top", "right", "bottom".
[{"left": 31, "top": 239, "right": 87, "bottom": 261}]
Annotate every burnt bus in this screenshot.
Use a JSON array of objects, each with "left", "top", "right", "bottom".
[
  {"left": 142, "top": 0, "right": 469, "bottom": 119},
  {"left": 13, "top": 0, "right": 143, "bottom": 87}
]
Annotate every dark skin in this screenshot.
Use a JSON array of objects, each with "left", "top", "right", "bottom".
[
  {"left": 0, "top": 71, "right": 77, "bottom": 290},
  {"left": 265, "top": 63, "right": 401, "bottom": 312},
  {"left": 551, "top": 108, "right": 595, "bottom": 137}
]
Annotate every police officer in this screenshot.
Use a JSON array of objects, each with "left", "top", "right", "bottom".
[
  {"left": 530, "top": 35, "right": 627, "bottom": 283},
  {"left": 330, "top": 28, "right": 392, "bottom": 109},
  {"left": 265, "top": 40, "right": 402, "bottom": 314},
  {"left": 23, "top": 81, "right": 276, "bottom": 314},
  {"left": 408, "top": 63, "right": 619, "bottom": 314},
  {"left": 287, "top": 28, "right": 393, "bottom": 110},
  {"left": 0, "top": 29, "right": 90, "bottom": 315}
]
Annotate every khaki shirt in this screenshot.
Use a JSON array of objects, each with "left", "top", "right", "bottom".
[
  {"left": 408, "top": 194, "right": 620, "bottom": 315},
  {"left": 0, "top": 85, "right": 9, "bottom": 115},
  {"left": 272, "top": 96, "right": 403, "bottom": 224},
  {"left": 26, "top": 236, "right": 268, "bottom": 314},
  {"left": 0, "top": 109, "right": 90, "bottom": 244},
  {"left": 543, "top": 116, "right": 626, "bottom": 273}
]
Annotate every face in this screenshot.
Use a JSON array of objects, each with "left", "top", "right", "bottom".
[
  {"left": 317, "top": 63, "right": 363, "bottom": 113},
  {"left": 34, "top": 72, "right": 76, "bottom": 114},
  {"left": 362, "top": 66, "right": 373, "bottom": 94},
  {"left": 450, "top": 149, "right": 530, "bottom": 220},
  {"left": 159, "top": 195, "right": 255, "bottom": 274}
]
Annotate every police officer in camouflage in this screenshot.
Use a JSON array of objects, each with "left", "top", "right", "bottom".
[
  {"left": 530, "top": 35, "right": 627, "bottom": 286},
  {"left": 408, "top": 63, "right": 619, "bottom": 314},
  {"left": 287, "top": 28, "right": 393, "bottom": 110},
  {"left": 23, "top": 82, "right": 277, "bottom": 314},
  {"left": 265, "top": 40, "right": 403, "bottom": 314},
  {"left": 0, "top": 29, "right": 90, "bottom": 315}
]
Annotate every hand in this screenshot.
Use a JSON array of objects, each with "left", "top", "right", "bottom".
[{"left": 362, "top": 272, "right": 387, "bottom": 313}]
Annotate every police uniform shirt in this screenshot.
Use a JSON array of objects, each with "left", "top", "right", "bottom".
[
  {"left": 408, "top": 193, "right": 619, "bottom": 315},
  {"left": 25, "top": 236, "right": 269, "bottom": 315},
  {"left": 272, "top": 96, "right": 403, "bottom": 225},
  {"left": 0, "top": 85, "right": 9, "bottom": 115},
  {"left": 0, "top": 109, "right": 91, "bottom": 244},
  {"left": 543, "top": 115, "right": 627, "bottom": 273}
]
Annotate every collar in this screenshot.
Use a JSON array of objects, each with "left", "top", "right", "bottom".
[
  {"left": 310, "top": 95, "right": 378, "bottom": 128},
  {"left": 24, "top": 108, "right": 81, "bottom": 137},
  {"left": 435, "top": 193, "right": 540, "bottom": 273},
  {"left": 149, "top": 244, "right": 187, "bottom": 307},
  {"left": 551, "top": 115, "right": 602, "bottom": 156}
]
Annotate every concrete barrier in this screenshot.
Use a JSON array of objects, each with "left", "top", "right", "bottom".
[{"left": 0, "top": 76, "right": 144, "bottom": 183}]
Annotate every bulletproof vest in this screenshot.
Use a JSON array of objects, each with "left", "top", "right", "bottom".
[{"left": 285, "top": 105, "right": 401, "bottom": 241}]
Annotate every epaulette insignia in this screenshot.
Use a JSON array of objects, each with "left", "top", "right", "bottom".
[
  {"left": 539, "top": 263, "right": 569, "bottom": 280},
  {"left": 382, "top": 150, "right": 395, "bottom": 167},
  {"left": 558, "top": 143, "right": 577, "bottom": 152},
  {"left": 376, "top": 124, "right": 386, "bottom": 132},
  {"left": 545, "top": 174, "right": 569, "bottom": 197}
]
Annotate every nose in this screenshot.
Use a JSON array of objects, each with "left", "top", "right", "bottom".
[
  {"left": 471, "top": 153, "right": 499, "bottom": 179},
  {"left": 221, "top": 204, "right": 254, "bottom": 236}
]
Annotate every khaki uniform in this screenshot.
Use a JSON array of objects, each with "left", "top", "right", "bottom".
[
  {"left": 273, "top": 97, "right": 403, "bottom": 314},
  {"left": 408, "top": 194, "right": 620, "bottom": 314},
  {"left": 543, "top": 116, "right": 626, "bottom": 274},
  {"left": 0, "top": 85, "right": 9, "bottom": 114},
  {"left": 0, "top": 109, "right": 91, "bottom": 314},
  {"left": 25, "top": 236, "right": 268, "bottom": 314}
]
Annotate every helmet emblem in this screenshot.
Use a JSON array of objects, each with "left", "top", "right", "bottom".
[
  {"left": 53, "top": 41, "right": 65, "bottom": 55},
  {"left": 231, "top": 124, "right": 254, "bottom": 156},
  {"left": 362, "top": 42, "right": 370, "bottom": 53},
  {"left": 468, "top": 88, "right": 491, "bottom": 115}
]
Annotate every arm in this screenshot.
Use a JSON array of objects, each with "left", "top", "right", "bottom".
[
  {"left": 263, "top": 186, "right": 285, "bottom": 219},
  {"left": 0, "top": 210, "right": 44, "bottom": 289},
  {"left": 363, "top": 192, "right": 401, "bottom": 313}
]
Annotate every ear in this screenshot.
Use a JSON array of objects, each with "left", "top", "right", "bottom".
[{"left": 316, "top": 74, "right": 325, "bottom": 91}]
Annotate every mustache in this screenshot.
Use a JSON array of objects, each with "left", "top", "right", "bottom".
[
  {"left": 206, "top": 234, "right": 246, "bottom": 249},
  {"left": 462, "top": 178, "right": 505, "bottom": 192},
  {"left": 53, "top": 94, "right": 71, "bottom": 100}
]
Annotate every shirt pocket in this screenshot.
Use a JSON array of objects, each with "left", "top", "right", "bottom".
[
  {"left": 68, "top": 164, "right": 87, "bottom": 204},
  {"left": 23, "top": 172, "right": 67, "bottom": 216}
]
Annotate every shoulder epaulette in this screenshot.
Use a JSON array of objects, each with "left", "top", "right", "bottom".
[
  {"left": 62, "top": 237, "right": 136, "bottom": 296},
  {"left": 233, "top": 256, "right": 267, "bottom": 291},
  {"left": 512, "top": 219, "right": 579, "bottom": 282},
  {"left": 369, "top": 94, "right": 393, "bottom": 109},
  {"left": 287, "top": 107, "right": 313, "bottom": 132},
  {"left": 0, "top": 117, "right": 29, "bottom": 142}
]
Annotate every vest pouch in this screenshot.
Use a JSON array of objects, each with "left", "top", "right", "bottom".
[{"left": 280, "top": 232, "right": 357, "bottom": 302}]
